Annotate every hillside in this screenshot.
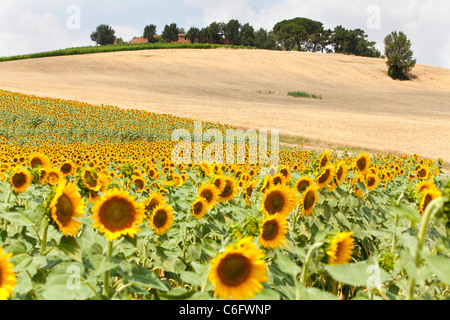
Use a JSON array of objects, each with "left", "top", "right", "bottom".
[{"left": 0, "top": 48, "right": 449, "bottom": 164}]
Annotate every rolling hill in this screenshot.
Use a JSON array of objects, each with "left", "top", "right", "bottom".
[{"left": 0, "top": 48, "right": 449, "bottom": 164}]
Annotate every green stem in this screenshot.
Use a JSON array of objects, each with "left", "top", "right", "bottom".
[
  {"left": 104, "top": 240, "right": 114, "bottom": 299},
  {"left": 41, "top": 220, "right": 50, "bottom": 255},
  {"left": 182, "top": 212, "right": 192, "bottom": 261},
  {"left": 391, "top": 214, "right": 400, "bottom": 256},
  {"left": 391, "top": 192, "right": 404, "bottom": 256},
  {"left": 406, "top": 197, "right": 441, "bottom": 300},
  {"left": 299, "top": 241, "right": 324, "bottom": 285}
]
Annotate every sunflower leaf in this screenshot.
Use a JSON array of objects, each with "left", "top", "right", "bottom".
[
  {"left": 324, "top": 261, "right": 391, "bottom": 287},
  {"left": 56, "top": 236, "right": 82, "bottom": 263},
  {"left": 275, "top": 250, "right": 301, "bottom": 277}
]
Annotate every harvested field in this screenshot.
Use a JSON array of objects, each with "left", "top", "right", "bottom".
[{"left": 0, "top": 48, "right": 449, "bottom": 163}]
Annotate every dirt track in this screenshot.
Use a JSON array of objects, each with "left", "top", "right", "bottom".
[{"left": 0, "top": 48, "right": 449, "bottom": 163}]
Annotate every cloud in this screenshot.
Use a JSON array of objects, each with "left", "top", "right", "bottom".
[{"left": 112, "top": 25, "right": 141, "bottom": 42}]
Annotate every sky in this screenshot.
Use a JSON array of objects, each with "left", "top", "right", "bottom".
[{"left": 0, "top": 0, "right": 449, "bottom": 68}]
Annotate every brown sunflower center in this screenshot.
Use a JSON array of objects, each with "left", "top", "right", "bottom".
[
  {"left": 320, "top": 156, "right": 328, "bottom": 167},
  {"left": 264, "top": 191, "right": 284, "bottom": 214},
  {"left": 357, "top": 158, "right": 366, "bottom": 171},
  {"left": 245, "top": 185, "right": 254, "bottom": 198},
  {"left": 367, "top": 176, "right": 376, "bottom": 187},
  {"left": 296, "top": 180, "right": 310, "bottom": 193},
  {"left": 193, "top": 202, "right": 204, "bottom": 216},
  {"left": 152, "top": 209, "right": 168, "bottom": 228},
  {"left": 48, "top": 172, "right": 59, "bottom": 183},
  {"left": 303, "top": 190, "right": 316, "bottom": 211},
  {"left": 272, "top": 176, "right": 283, "bottom": 185},
  {"left": 99, "top": 197, "right": 134, "bottom": 231},
  {"left": 262, "top": 220, "right": 279, "bottom": 241},
  {"left": 217, "top": 253, "right": 251, "bottom": 287},
  {"left": 336, "top": 167, "right": 343, "bottom": 181},
  {"left": 61, "top": 163, "right": 73, "bottom": 174},
  {"left": 201, "top": 189, "right": 213, "bottom": 202},
  {"left": 83, "top": 170, "right": 98, "bottom": 188},
  {"left": 318, "top": 170, "right": 330, "bottom": 184},
  {"left": 134, "top": 179, "right": 144, "bottom": 190},
  {"left": 220, "top": 180, "right": 233, "bottom": 198},
  {"left": 30, "top": 157, "right": 43, "bottom": 168},
  {"left": 145, "top": 198, "right": 160, "bottom": 212},
  {"left": 423, "top": 194, "right": 433, "bottom": 211},
  {"left": 213, "top": 179, "right": 223, "bottom": 191},
  {"left": 55, "top": 194, "right": 74, "bottom": 226},
  {"left": 12, "top": 172, "right": 26, "bottom": 188}
]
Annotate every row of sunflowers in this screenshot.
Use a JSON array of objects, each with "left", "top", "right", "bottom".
[{"left": 0, "top": 90, "right": 449, "bottom": 301}]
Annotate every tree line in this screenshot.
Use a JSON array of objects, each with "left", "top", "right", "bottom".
[
  {"left": 91, "top": 17, "right": 416, "bottom": 80},
  {"left": 91, "top": 17, "right": 381, "bottom": 57}
]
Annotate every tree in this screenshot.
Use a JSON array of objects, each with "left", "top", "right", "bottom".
[
  {"left": 187, "top": 27, "right": 200, "bottom": 43},
  {"left": 90, "top": 24, "right": 116, "bottom": 46},
  {"left": 143, "top": 24, "right": 157, "bottom": 43},
  {"left": 384, "top": 31, "right": 416, "bottom": 80},
  {"left": 223, "top": 19, "right": 241, "bottom": 45},
  {"left": 330, "top": 26, "right": 381, "bottom": 58},
  {"left": 162, "top": 23, "right": 179, "bottom": 42},
  {"left": 273, "top": 17, "right": 323, "bottom": 51},
  {"left": 254, "top": 28, "right": 277, "bottom": 50},
  {"left": 239, "top": 23, "right": 255, "bottom": 47}
]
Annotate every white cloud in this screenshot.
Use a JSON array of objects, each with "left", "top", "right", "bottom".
[{"left": 112, "top": 25, "right": 141, "bottom": 42}]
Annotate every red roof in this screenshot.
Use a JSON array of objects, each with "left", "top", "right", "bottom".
[{"left": 129, "top": 37, "right": 148, "bottom": 44}]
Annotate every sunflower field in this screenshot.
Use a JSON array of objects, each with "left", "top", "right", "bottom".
[{"left": 0, "top": 89, "right": 449, "bottom": 301}]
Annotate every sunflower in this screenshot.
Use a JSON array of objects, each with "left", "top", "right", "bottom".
[
  {"left": 218, "top": 176, "right": 239, "bottom": 203},
  {"left": 150, "top": 202, "right": 174, "bottom": 236},
  {"left": 258, "top": 214, "right": 288, "bottom": 249},
  {"left": 211, "top": 175, "right": 227, "bottom": 194},
  {"left": 29, "top": 153, "right": 50, "bottom": 169},
  {"left": 244, "top": 180, "right": 258, "bottom": 207},
  {"left": 0, "top": 247, "right": 17, "bottom": 300},
  {"left": 9, "top": 167, "right": 31, "bottom": 193},
  {"left": 318, "top": 150, "right": 331, "bottom": 168},
  {"left": 316, "top": 165, "right": 335, "bottom": 189},
  {"left": 416, "top": 180, "right": 435, "bottom": 195},
  {"left": 419, "top": 187, "right": 442, "bottom": 215},
  {"left": 365, "top": 173, "right": 379, "bottom": 191},
  {"left": 355, "top": 152, "right": 371, "bottom": 175},
  {"left": 295, "top": 176, "right": 314, "bottom": 194},
  {"left": 46, "top": 169, "right": 63, "bottom": 186},
  {"left": 144, "top": 192, "right": 166, "bottom": 216},
  {"left": 198, "top": 182, "right": 220, "bottom": 208},
  {"left": 278, "top": 165, "right": 292, "bottom": 181},
  {"left": 335, "top": 161, "right": 347, "bottom": 187},
  {"left": 131, "top": 175, "right": 146, "bottom": 192},
  {"left": 260, "top": 175, "right": 273, "bottom": 194},
  {"left": 326, "top": 231, "right": 355, "bottom": 265},
  {"left": 192, "top": 197, "right": 208, "bottom": 219},
  {"left": 301, "top": 184, "right": 319, "bottom": 217},
  {"left": 271, "top": 173, "right": 286, "bottom": 186},
  {"left": 91, "top": 189, "right": 145, "bottom": 241},
  {"left": 261, "top": 184, "right": 298, "bottom": 217},
  {"left": 416, "top": 166, "right": 428, "bottom": 179},
  {"left": 79, "top": 168, "right": 101, "bottom": 192},
  {"left": 208, "top": 237, "right": 268, "bottom": 300},
  {"left": 60, "top": 160, "right": 76, "bottom": 176},
  {"left": 48, "top": 181, "right": 85, "bottom": 236}
]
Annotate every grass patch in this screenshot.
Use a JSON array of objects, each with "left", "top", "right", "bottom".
[
  {"left": 279, "top": 134, "right": 310, "bottom": 145},
  {"left": 288, "top": 91, "right": 322, "bottom": 100},
  {"left": 0, "top": 42, "right": 255, "bottom": 63},
  {"left": 256, "top": 90, "right": 276, "bottom": 94}
]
